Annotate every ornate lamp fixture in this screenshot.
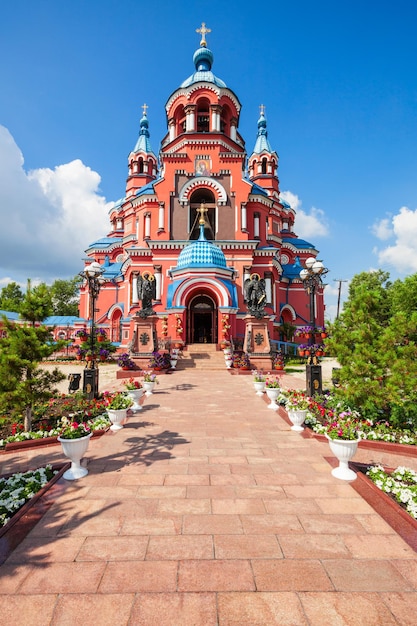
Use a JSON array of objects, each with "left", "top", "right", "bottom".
[
  {"left": 79, "top": 261, "right": 105, "bottom": 399},
  {"left": 299, "top": 257, "right": 328, "bottom": 395}
]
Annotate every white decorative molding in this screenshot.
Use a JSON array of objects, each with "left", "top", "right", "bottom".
[{"left": 179, "top": 177, "right": 228, "bottom": 205}]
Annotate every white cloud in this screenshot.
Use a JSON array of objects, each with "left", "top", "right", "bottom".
[
  {"left": 375, "top": 206, "right": 417, "bottom": 273},
  {"left": 0, "top": 125, "right": 113, "bottom": 285},
  {"left": 280, "top": 190, "right": 329, "bottom": 239},
  {"left": 371, "top": 217, "right": 393, "bottom": 240}
]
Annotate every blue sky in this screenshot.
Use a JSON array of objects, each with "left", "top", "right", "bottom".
[{"left": 1, "top": 0, "right": 417, "bottom": 320}]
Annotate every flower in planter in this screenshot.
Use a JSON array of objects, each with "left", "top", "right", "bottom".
[
  {"left": 142, "top": 370, "right": 159, "bottom": 384},
  {"left": 117, "top": 353, "right": 136, "bottom": 369},
  {"left": 325, "top": 410, "right": 362, "bottom": 440},
  {"left": 252, "top": 370, "right": 266, "bottom": 382},
  {"left": 285, "top": 390, "right": 311, "bottom": 411},
  {"left": 103, "top": 391, "right": 133, "bottom": 410},
  {"left": 265, "top": 376, "right": 281, "bottom": 389},
  {"left": 123, "top": 377, "right": 142, "bottom": 390},
  {"left": 149, "top": 351, "right": 171, "bottom": 369},
  {"left": 273, "top": 352, "right": 285, "bottom": 369},
  {"left": 59, "top": 417, "right": 91, "bottom": 439},
  {"left": 99, "top": 348, "right": 110, "bottom": 360},
  {"left": 95, "top": 328, "right": 107, "bottom": 336},
  {"left": 75, "top": 329, "right": 88, "bottom": 338}
]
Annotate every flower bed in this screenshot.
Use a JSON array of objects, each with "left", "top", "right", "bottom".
[
  {"left": 0, "top": 415, "right": 111, "bottom": 452},
  {"left": 351, "top": 463, "right": 417, "bottom": 553},
  {"left": 0, "top": 464, "right": 68, "bottom": 564},
  {"left": 0, "top": 465, "right": 59, "bottom": 528}
]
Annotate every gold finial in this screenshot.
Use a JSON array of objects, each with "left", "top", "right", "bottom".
[
  {"left": 259, "top": 104, "right": 265, "bottom": 116},
  {"left": 196, "top": 22, "right": 211, "bottom": 47},
  {"left": 142, "top": 103, "right": 148, "bottom": 116},
  {"left": 197, "top": 201, "right": 208, "bottom": 225}
]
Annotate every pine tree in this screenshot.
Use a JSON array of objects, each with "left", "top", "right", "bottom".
[{"left": 0, "top": 318, "right": 65, "bottom": 431}]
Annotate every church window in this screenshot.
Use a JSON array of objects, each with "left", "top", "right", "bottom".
[
  {"left": 261, "top": 157, "right": 267, "bottom": 174},
  {"left": 139, "top": 157, "right": 144, "bottom": 173}
]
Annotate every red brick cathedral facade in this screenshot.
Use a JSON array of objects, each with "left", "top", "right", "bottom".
[{"left": 79, "top": 25, "right": 326, "bottom": 354}]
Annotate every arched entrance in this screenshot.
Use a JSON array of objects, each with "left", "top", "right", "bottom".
[{"left": 188, "top": 294, "right": 217, "bottom": 344}]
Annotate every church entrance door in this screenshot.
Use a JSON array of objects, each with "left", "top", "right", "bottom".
[{"left": 188, "top": 295, "right": 216, "bottom": 344}]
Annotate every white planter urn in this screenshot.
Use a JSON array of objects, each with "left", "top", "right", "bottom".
[
  {"left": 143, "top": 381, "right": 155, "bottom": 396},
  {"left": 107, "top": 408, "right": 128, "bottom": 431},
  {"left": 287, "top": 409, "right": 307, "bottom": 432},
  {"left": 265, "top": 387, "right": 280, "bottom": 410},
  {"left": 58, "top": 433, "right": 92, "bottom": 480},
  {"left": 126, "top": 388, "right": 143, "bottom": 412},
  {"left": 170, "top": 358, "right": 178, "bottom": 369},
  {"left": 225, "top": 357, "right": 233, "bottom": 369},
  {"left": 253, "top": 381, "right": 266, "bottom": 396},
  {"left": 326, "top": 436, "right": 359, "bottom": 481}
]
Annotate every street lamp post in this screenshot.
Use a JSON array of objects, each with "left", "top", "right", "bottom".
[
  {"left": 79, "top": 261, "right": 105, "bottom": 399},
  {"left": 299, "top": 257, "right": 328, "bottom": 396}
]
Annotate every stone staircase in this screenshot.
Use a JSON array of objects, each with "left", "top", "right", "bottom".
[{"left": 174, "top": 344, "right": 226, "bottom": 371}]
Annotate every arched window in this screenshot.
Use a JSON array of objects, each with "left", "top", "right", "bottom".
[
  {"left": 138, "top": 157, "right": 144, "bottom": 173},
  {"left": 189, "top": 188, "right": 216, "bottom": 240},
  {"left": 261, "top": 157, "right": 267, "bottom": 174},
  {"left": 196, "top": 97, "right": 210, "bottom": 132}
]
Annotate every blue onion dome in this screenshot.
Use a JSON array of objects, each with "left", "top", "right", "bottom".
[
  {"left": 177, "top": 222, "right": 227, "bottom": 269},
  {"left": 139, "top": 114, "right": 149, "bottom": 132},
  {"left": 193, "top": 46, "right": 214, "bottom": 71}
]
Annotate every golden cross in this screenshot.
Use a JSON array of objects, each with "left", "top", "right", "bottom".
[
  {"left": 259, "top": 104, "right": 265, "bottom": 116},
  {"left": 197, "top": 201, "right": 208, "bottom": 225},
  {"left": 142, "top": 103, "right": 148, "bottom": 116},
  {"left": 196, "top": 22, "right": 211, "bottom": 47}
]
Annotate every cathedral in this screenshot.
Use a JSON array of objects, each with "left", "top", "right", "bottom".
[{"left": 78, "top": 24, "right": 327, "bottom": 358}]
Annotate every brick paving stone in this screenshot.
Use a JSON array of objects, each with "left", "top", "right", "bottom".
[
  {"left": 53, "top": 594, "right": 135, "bottom": 625},
  {"left": 299, "top": 591, "right": 399, "bottom": 625},
  {"left": 129, "top": 592, "right": 218, "bottom": 626},
  {"left": 217, "top": 591, "right": 308, "bottom": 625},
  {"left": 0, "top": 594, "right": 58, "bottom": 626}
]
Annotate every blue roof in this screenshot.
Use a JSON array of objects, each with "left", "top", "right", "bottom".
[
  {"left": 102, "top": 262, "right": 123, "bottom": 279},
  {"left": 0, "top": 309, "right": 19, "bottom": 321},
  {"left": 280, "top": 197, "right": 291, "bottom": 209},
  {"left": 250, "top": 183, "right": 269, "bottom": 197},
  {"left": 282, "top": 257, "right": 303, "bottom": 280},
  {"left": 89, "top": 237, "right": 118, "bottom": 248},
  {"left": 43, "top": 315, "right": 83, "bottom": 326},
  {"left": 136, "top": 181, "right": 156, "bottom": 197},
  {"left": 282, "top": 237, "right": 315, "bottom": 249},
  {"left": 133, "top": 113, "right": 156, "bottom": 156},
  {"left": 252, "top": 111, "right": 273, "bottom": 154}
]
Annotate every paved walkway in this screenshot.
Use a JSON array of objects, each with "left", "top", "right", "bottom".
[{"left": 1, "top": 368, "right": 416, "bottom": 625}]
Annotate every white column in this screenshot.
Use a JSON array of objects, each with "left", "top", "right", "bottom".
[
  {"left": 265, "top": 276, "right": 272, "bottom": 303},
  {"left": 169, "top": 120, "right": 175, "bottom": 142},
  {"left": 132, "top": 274, "right": 139, "bottom": 304},
  {"left": 230, "top": 122, "right": 237, "bottom": 141},
  {"left": 254, "top": 213, "right": 260, "bottom": 238},
  {"left": 241, "top": 204, "right": 247, "bottom": 230},
  {"left": 243, "top": 267, "right": 251, "bottom": 295},
  {"left": 158, "top": 203, "right": 165, "bottom": 230},
  {"left": 154, "top": 266, "right": 162, "bottom": 301},
  {"left": 144, "top": 212, "right": 151, "bottom": 238}
]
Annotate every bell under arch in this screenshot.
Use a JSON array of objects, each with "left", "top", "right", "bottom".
[{"left": 189, "top": 188, "right": 216, "bottom": 240}]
